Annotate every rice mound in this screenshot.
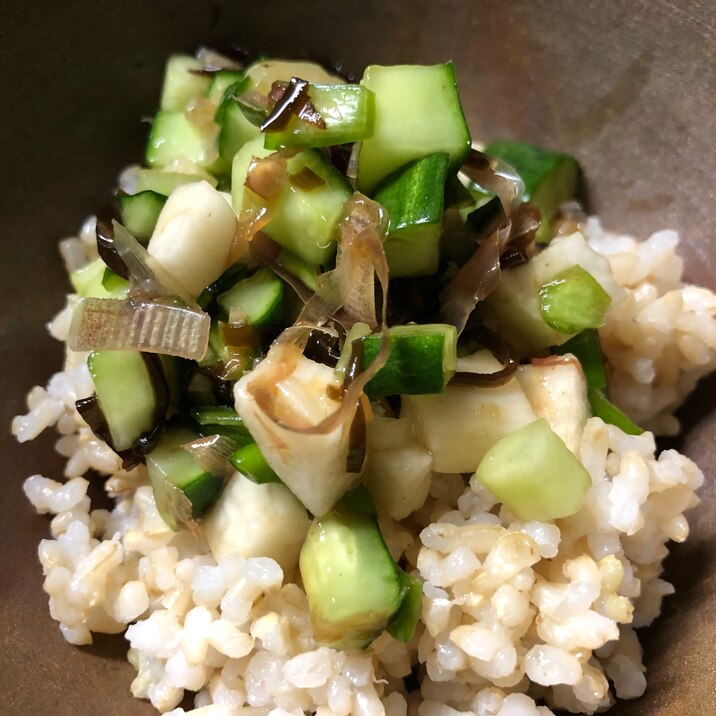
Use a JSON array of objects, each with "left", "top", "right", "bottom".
[{"left": 12, "top": 217, "right": 714, "bottom": 716}]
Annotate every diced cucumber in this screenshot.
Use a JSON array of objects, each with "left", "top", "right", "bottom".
[
  {"left": 146, "top": 426, "right": 224, "bottom": 519},
  {"left": 264, "top": 84, "right": 375, "bottom": 150},
  {"left": 145, "top": 111, "right": 215, "bottom": 169},
  {"left": 215, "top": 78, "right": 263, "bottom": 174},
  {"left": 197, "top": 262, "right": 248, "bottom": 310},
  {"left": 230, "top": 136, "right": 273, "bottom": 210},
  {"left": 357, "top": 63, "right": 471, "bottom": 193},
  {"left": 474, "top": 419, "right": 591, "bottom": 521},
  {"left": 136, "top": 168, "right": 218, "bottom": 194},
  {"left": 71, "top": 258, "right": 128, "bottom": 299},
  {"left": 87, "top": 351, "right": 161, "bottom": 452},
  {"left": 190, "top": 405, "right": 253, "bottom": 445},
  {"left": 299, "top": 511, "right": 404, "bottom": 649},
  {"left": 101, "top": 268, "right": 130, "bottom": 295},
  {"left": 373, "top": 153, "right": 450, "bottom": 277},
  {"left": 277, "top": 248, "right": 318, "bottom": 292},
  {"left": 359, "top": 323, "right": 457, "bottom": 399},
  {"left": 232, "top": 140, "right": 353, "bottom": 265},
  {"left": 158, "top": 354, "right": 188, "bottom": 409},
  {"left": 208, "top": 70, "right": 245, "bottom": 105},
  {"left": 538, "top": 265, "right": 612, "bottom": 334},
  {"left": 485, "top": 140, "right": 580, "bottom": 242},
  {"left": 387, "top": 569, "right": 422, "bottom": 643},
  {"left": 245, "top": 59, "right": 345, "bottom": 95},
  {"left": 160, "top": 54, "right": 211, "bottom": 111},
  {"left": 118, "top": 190, "right": 167, "bottom": 243},
  {"left": 230, "top": 442, "right": 281, "bottom": 484},
  {"left": 553, "top": 329, "right": 607, "bottom": 391},
  {"left": 217, "top": 267, "right": 284, "bottom": 325},
  {"left": 587, "top": 388, "right": 644, "bottom": 435}
]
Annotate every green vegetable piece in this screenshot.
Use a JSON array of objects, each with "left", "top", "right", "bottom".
[
  {"left": 587, "top": 388, "right": 644, "bottom": 435},
  {"left": 299, "top": 511, "right": 404, "bottom": 649},
  {"left": 387, "top": 568, "right": 422, "bottom": 643},
  {"left": 71, "top": 258, "right": 128, "bottom": 299},
  {"left": 215, "top": 78, "right": 263, "bottom": 174},
  {"left": 217, "top": 267, "right": 284, "bottom": 325},
  {"left": 160, "top": 55, "right": 211, "bottom": 111},
  {"left": 146, "top": 426, "right": 224, "bottom": 520},
  {"left": 208, "top": 70, "right": 246, "bottom": 105},
  {"left": 118, "top": 190, "right": 167, "bottom": 243},
  {"left": 334, "top": 485, "right": 377, "bottom": 516},
  {"left": 87, "top": 351, "right": 159, "bottom": 452},
  {"left": 145, "top": 111, "right": 214, "bottom": 169},
  {"left": 373, "top": 153, "right": 450, "bottom": 277},
  {"left": 101, "top": 268, "right": 130, "bottom": 295},
  {"left": 359, "top": 324, "right": 457, "bottom": 399},
  {"left": 474, "top": 419, "right": 591, "bottom": 521},
  {"left": 136, "top": 168, "right": 218, "bottom": 195},
  {"left": 264, "top": 84, "right": 375, "bottom": 150},
  {"left": 553, "top": 329, "right": 607, "bottom": 391},
  {"left": 277, "top": 248, "right": 319, "bottom": 292},
  {"left": 197, "top": 262, "right": 249, "bottom": 310},
  {"left": 485, "top": 140, "right": 580, "bottom": 243},
  {"left": 231, "top": 139, "right": 352, "bottom": 265},
  {"left": 357, "top": 63, "right": 471, "bottom": 193},
  {"left": 230, "top": 442, "right": 281, "bottom": 484},
  {"left": 190, "top": 405, "right": 254, "bottom": 445},
  {"left": 539, "top": 265, "right": 611, "bottom": 334}
]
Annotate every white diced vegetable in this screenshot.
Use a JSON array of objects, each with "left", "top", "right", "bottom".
[
  {"left": 402, "top": 351, "right": 537, "bottom": 473},
  {"left": 364, "top": 416, "right": 433, "bottom": 519},
  {"left": 245, "top": 60, "right": 345, "bottom": 95},
  {"left": 516, "top": 355, "right": 590, "bottom": 454},
  {"left": 147, "top": 181, "right": 237, "bottom": 297},
  {"left": 482, "top": 231, "right": 624, "bottom": 355},
  {"left": 234, "top": 344, "right": 360, "bottom": 516},
  {"left": 203, "top": 471, "right": 309, "bottom": 575}
]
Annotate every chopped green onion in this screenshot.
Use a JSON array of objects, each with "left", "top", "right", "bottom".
[
  {"left": 230, "top": 442, "right": 281, "bottom": 484},
  {"left": 587, "top": 388, "right": 644, "bottom": 435},
  {"left": 539, "top": 265, "right": 611, "bottom": 334},
  {"left": 553, "top": 328, "right": 606, "bottom": 391}
]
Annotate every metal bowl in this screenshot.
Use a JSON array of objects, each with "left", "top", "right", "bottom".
[{"left": 1, "top": 1, "right": 714, "bottom": 713}]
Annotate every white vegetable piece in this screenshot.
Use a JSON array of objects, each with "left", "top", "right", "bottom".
[
  {"left": 483, "top": 231, "right": 624, "bottom": 355},
  {"left": 234, "top": 344, "right": 360, "bottom": 516},
  {"left": 147, "top": 181, "right": 237, "bottom": 297},
  {"left": 516, "top": 355, "right": 590, "bottom": 454},
  {"left": 402, "top": 351, "right": 537, "bottom": 473},
  {"left": 203, "top": 471, "right": 309, "bottom": 576},
  {"left": 364, "top": 416, "right": 433, "bottom": 519}
]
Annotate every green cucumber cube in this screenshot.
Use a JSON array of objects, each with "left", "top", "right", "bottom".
[
  {"left": 357, "top": 63, "right": 471, "bottom": 193},
  {"left": 373, "top": 153, "right": 450, "bottom": 277}
]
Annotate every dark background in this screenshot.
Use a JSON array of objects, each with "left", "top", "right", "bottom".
[{"left": 1, "top": 1, "right": 714, "bottom": 714}]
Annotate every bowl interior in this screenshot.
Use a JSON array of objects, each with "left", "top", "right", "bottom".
[{"left": 1, "top": 2, "right": 714, "bottom": 713}]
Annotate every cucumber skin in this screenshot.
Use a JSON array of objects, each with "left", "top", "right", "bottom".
[
  {"left": 299, "top": 512, "right": 403, "bottom": 650},
  {"left": 118, "top": 190, "right": 167, "bottom": 242},
  {"left": 485, "top": 140, "right": 581, "bottom": 242},
  {"left": 361, "top": 324, "right": 457, "bottom": 399},
  {"left": 373, "top": 152, "right": 450, "bottom": 277},
  {"left": 87, "top": 350, "right": 159, "bottom": 453},
  {"left": 357, "top": 63, "right": 471, "bottom": 194}
]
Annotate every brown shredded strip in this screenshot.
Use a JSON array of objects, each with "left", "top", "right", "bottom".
[{"left": 261, "top": 77, "right": 326, "bottom": 132}]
